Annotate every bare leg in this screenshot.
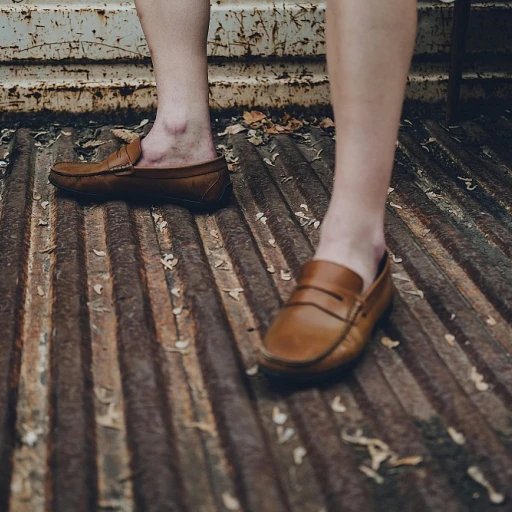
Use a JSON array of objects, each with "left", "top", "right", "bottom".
[
  {"left": 133, "top": 0, "right": 216, "bottom": 167},
  {"left": 315, "top": 0, "right": 417, "bottom": 291}
]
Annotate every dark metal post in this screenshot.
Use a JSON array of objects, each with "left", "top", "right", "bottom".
[{"left": 447, "top": 0, "right": 471, "bottom": 122}]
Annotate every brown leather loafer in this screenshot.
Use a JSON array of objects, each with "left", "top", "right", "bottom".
[
  {"left": 259, "top": 252, "right": 393, "bottom": 380},
  {"left": 49, "top": 136, "right": 232, "bottom": 209}
]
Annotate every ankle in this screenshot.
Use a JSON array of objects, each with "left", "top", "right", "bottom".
[
  {"left": 138, "top": 113, "right": 217, "bottom": 167},
  {"left": 314, "top": 217, "right": 386, "bottom": 292},
  {"left": 153, "top": 110, "right": 212, "bottom": 140}
]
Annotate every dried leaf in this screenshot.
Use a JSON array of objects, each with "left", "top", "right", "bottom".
[
  {"left": 247, "top": 132, "right": 264, "bottom": 146},
  {"left": 444, "top": 334, "right": 455, "bottom": 346},
  {"left": 311, "top": 148, "right": 324, "bottom": 162},
  {"left": 184, "top": 421, "right": 216, "bottom": 435},
  {"left": 96, "top": 403, "right": 121, "bottom": 430},
  {"left": 111, "top": 128, "right": 138, "bottom": 143},
  {"left": 272, "top": 406, "right": 288, "bottom": 425},
  {"left": 389, "top": 456, "right": 423, "bottom": 467},
  {"left": 175, "top": 340, "right": 190, "bottom": 350},
  {"left": 277, "top": 426, "right": 295, "bottom": 445},
  {"left": 404, "top": 289, "right": 424, "bottom": 299},
  {"left": 222, "top": 492, "right": 241, "bottom": 511},
  {"left": 381, "top": 336, "right": 400, "bottom": 349},
  {"left": 447, "top": 426, "right": 465, "bottom": 445},
  {"left": 277, "top": 270, "right": 291, "bottom": 283},
  {"left": 161, "top": 253, "right": 178, "bottom": 271},
  {"left": 470, "top": 367, "right": 489, "bottom": 391},
  {"left": 486, "top": 315, "right": 496, "bottom": 326},
  {"left": 246, "top": 364, "right": 259, "bottom": 376},
  {"left": 293, "top": 446, "right": 307, "bottom": 465},
  {"left": 133, "top": 118, "right": 149, "bottom": 130},
  {"left": 223, "top": 288, "right": 244, "bottom": 301},
  {"left": 243, "top": 110, "right": 267, "bottom": 125},
  {"left": 467, "top": 466, "right": 505, "bottom": 504},
  {"left": 359, "top": 465, "right": 384, "bottom": 484},
  {"left": 331, "top": 396, "right": 347, "bottom": 413},
  {"left": 80, "top": 139, "right": 106, "bottom": 149},
  {"left": 342, "top": 429, "right": 394, "bottom": 471},
  {"left": 319, "top": 117, "right": 335, "bottom": 129},
  {"left": 218, "top": 124, "right": 246, "bottom": 136}
]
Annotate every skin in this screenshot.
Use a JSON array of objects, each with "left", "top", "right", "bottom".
[{"left": 134, "top": 0, "right": 418, "bottom": 291}]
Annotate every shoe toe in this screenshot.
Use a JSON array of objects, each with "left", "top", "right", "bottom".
[{"left": 260, "top": 305, "right": 345, "bottom": 366}]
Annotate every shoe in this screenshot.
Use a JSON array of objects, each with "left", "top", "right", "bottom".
[
  {"left": 259, "top": 252, "right": 393, "bottom": 381},
  {"left": 49, "top": 136, "right": 232, "bottom": 209}
]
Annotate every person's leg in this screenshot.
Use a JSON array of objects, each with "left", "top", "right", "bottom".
[
  {"left": 315, "top": 0, "right": 417, "bottom": 292},
  {"left": 133, "top": 0, "right": 216, "bottom": 167}
]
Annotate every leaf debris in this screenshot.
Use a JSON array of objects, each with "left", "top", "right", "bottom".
[
  {"left": 404, "top": 289, "right": 424, "bottom": 299},
  {"left": 246, "top": 364, "right": 259, "bottom": 376},
  {"left": 444, "top": 334, "right": 456, "bottom": 346},
  {"left": 272, "top": 406, "right": 288, "bottom": 425},
  {"left": 381, "top": 336, "right": 400, "bottom": 349},
  {"left": 470, "top": 367, "right": 489, "bottom": 391},
  {"left": 223, "top": 288, "right": 244, "bottom": 301},
  {"left": 293, "top": 447, "right": 307, "bottom": 465},
  {"left": 331, "top": 396, "right": 347, "bottom": 413},
  {"left": 359, "top": 465, "right": 384, "bottom": 484},
  {"left": 467, "top": 466, "right": 505, "bottom": 504},
  {"left": 218, "top": 124, "right": 246, "bottom": 136},
  {"left": 277, "top": 426, "right": 295, "bottom": 445},
  {"left": 280, "top": 270, "right": 292, "bottom": 281},
  {"left": 161, "top": 253, "right": 179, "bottom": 271},
  {"left": 222, "top": 492, "right": 241, "bottom": 511},
  {"left": 486, "top": 315, "right": 496, "bottom": 326},
  {"left": 447, "top": 427, "right": 466, "bottom": 445}
]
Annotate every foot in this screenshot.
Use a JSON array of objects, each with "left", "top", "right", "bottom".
[
  {"left": 259, "top": 252, "right": 393, "bottom": 381},
  {"left": 50, "top": 136, "right": 232, "bottom": 208},
  {"left": 137, "top": 117, "right": 218, "bottom": 168}
]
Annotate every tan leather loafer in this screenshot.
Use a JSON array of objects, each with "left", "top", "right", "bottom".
[
  {"left": 259, "top": 252, "right": 393, "bottom": 380},
  {"left": 49, "top": 136, "right": 232, "bottom": 209}
]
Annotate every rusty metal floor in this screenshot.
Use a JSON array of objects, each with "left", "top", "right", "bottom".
[{"left": 0, "top": 110, "right": 511, "bottom": 512}]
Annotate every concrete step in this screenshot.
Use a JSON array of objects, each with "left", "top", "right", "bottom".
[{"left": 0, "top": 1, "right": 510, "bottom": 112}]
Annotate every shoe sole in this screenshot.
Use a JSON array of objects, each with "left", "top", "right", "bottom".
[
  {"left": 259, "top": 299, "right": 394, "bottom": 384},
  {"left": 48, "top": 177, "right": 233, "bottom": 212}
]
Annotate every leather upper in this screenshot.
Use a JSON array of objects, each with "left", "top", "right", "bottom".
[
  {"left": 260, "top": 252, "right": 393, "bottom": 376},
  {"left": 50, "top": 136, "right": 231, "bottom": 205}
]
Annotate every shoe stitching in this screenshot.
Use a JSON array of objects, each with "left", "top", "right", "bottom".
[{"left": 262, "top": 298, "right": 361, "bottom": 368}]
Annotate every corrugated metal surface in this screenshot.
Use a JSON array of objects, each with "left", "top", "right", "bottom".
[
  {"left": 0, "top": 0, "right": 511, "bottom": 112},
  {"left": 0, "top": 110, "right": 511, "bottom": 511}
]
